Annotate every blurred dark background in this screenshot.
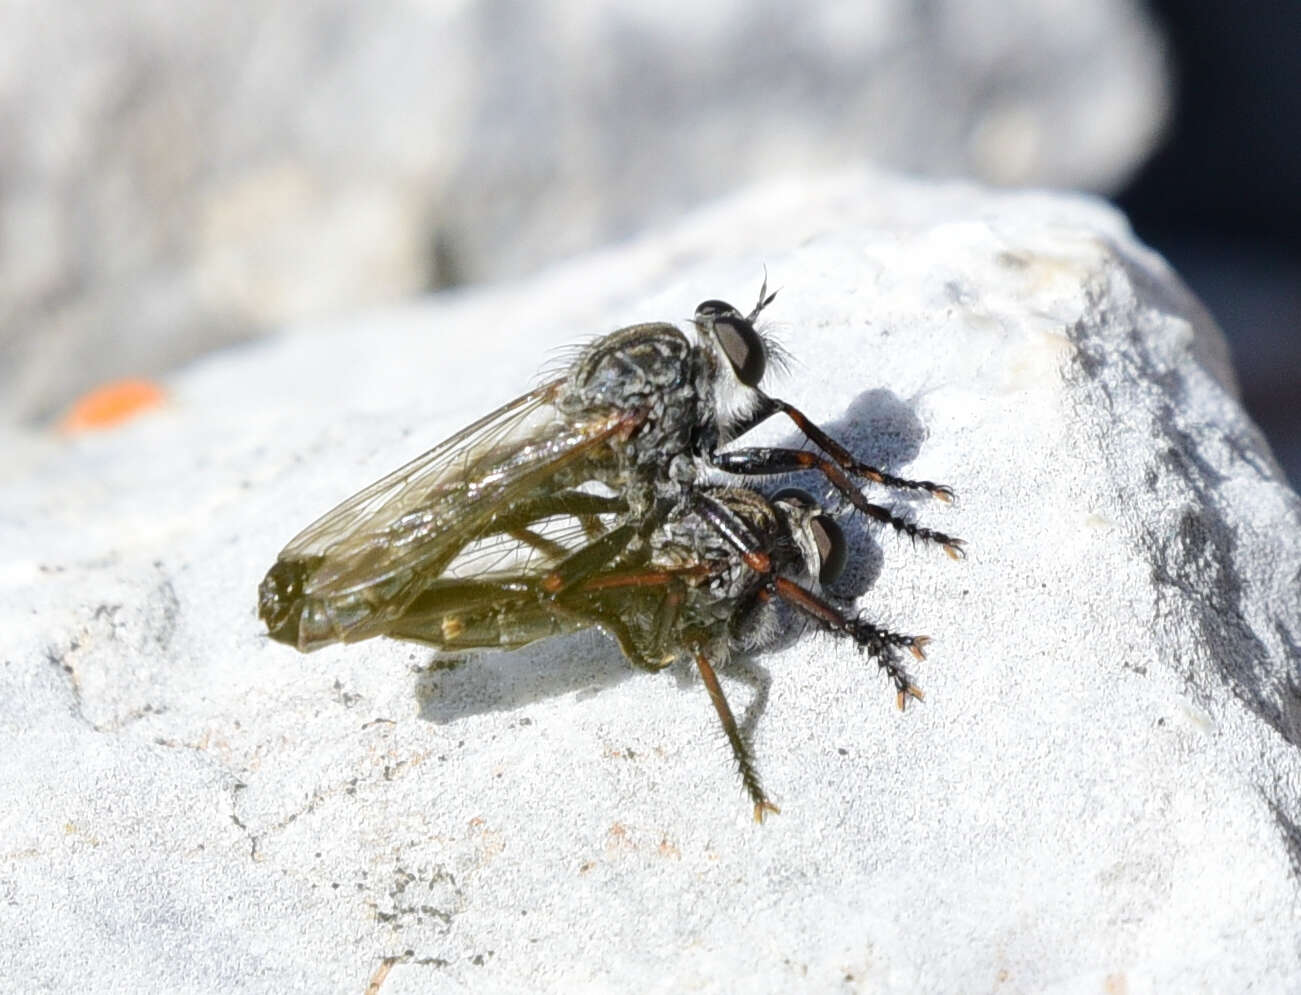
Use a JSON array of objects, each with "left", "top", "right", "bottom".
[{"left": 1118, "top": 0, "right": 1301, "bottom": 486}]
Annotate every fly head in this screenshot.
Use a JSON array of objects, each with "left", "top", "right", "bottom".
[
  {"left": 693, "top": 279, "right": 778, "bottom": 389},
  {"left": 770, "top": 488, "right": 847, "bottom": 587}
]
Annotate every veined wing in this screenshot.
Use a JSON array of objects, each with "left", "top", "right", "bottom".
[
  {"left": 276, "top": 380, "right": 638, "bottom": 600},
  {"left": 384, "top": 526, "right": 715, "bottom": 667},
  {"left": 436, "top": 511, "right": 603, "bottom": 580},
  {"left": 277, "top": 510, "right": 625, "bottom": 649}
]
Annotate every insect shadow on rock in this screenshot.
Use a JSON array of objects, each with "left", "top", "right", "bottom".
[{"left": 768, "top": 386, "right": 946, "bottom": 599}]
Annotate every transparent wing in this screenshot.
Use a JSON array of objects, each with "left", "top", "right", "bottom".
[
  {"left": 438, "top": 509, "right": 615, "bottom": 580},
  {"left": 277, "top": 380, "right": 637, "bottom": 600},
  {"left": 385, "top": 523, "right": 708, "bottom": 664}
]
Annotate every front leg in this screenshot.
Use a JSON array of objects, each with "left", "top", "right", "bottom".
[
  {"left": 763, "top": 575, "right": 928, "bottom": 710},
  {"left": 726, "top": 392, "right": 956, "bottom": 501},
  {"left": 711, "top": 447, "right": 965, "bottom": 559}
]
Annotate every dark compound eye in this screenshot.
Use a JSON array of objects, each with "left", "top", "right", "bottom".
[
  {"left": 772, "top": 490, "right": 845, "bottom": 584},
  {"left": 771, "top": 487, "right": 816, "bottom": 509},
  {"left": 810, "top": 514, "right": 846, "bottom": 585},
  {"left": 694, "top": 299, "right": 735, "bottom": 320},
  {"left": 694, "top": 299, "right": 767, "bottom": 387},
  {"left": 712, "top": 315, "right": 766, "bottom": 387}
]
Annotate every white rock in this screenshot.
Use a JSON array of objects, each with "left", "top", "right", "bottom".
[
  {"left": 2, "top": 171, "right": 1298, "bottom": 993},
  {"left": 0, "top": 0, "right": 1169, "bottom": 423}
]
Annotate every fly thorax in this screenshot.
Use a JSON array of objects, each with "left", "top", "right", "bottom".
[
  {"left": 648, "top": 513, "right": 716, "bottom": 568},
  {"left": 563, "top": 323, "right": 692, "bottom": 415},
  {"left": 667, "top": 453, "right": 698, "bottom": 486},
  {"left": 562, "top": 322, "right": 706, "bottom": 469}
]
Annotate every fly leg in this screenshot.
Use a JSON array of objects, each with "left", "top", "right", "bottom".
[
  {"left": 537, "top": 488, "right": 695, "bottom": 595},
  {"left": 710, "top": 447, "right": 964, "bottom": 558},
  {"left": 383, "top": 492, "right": 636, "bottom": 644},
  {"left": 694, "top": 649, "right": 780, "bottom": 823},
  {"left": 488, "top": 490, "right": 628, "bottom": 532},
  {"left": 728, "top": 392, "right": 956, "bottom": 501},
  {"left": 691, "top": 491, "right": 928, "bottom": 709},
  {"left": 539, "top": 521, "right": 642, "bottom": 594},
  {"left": 564, "top": 564, "right": 777, "bottom": 818},
  {"left": 665, "top": 490, "right": 789, "bottom": 820},
  {"left": 483, "top": 490, "right": 631, "bottom": 558},
  {"left": 564, "top": 566, "right": 708, "bottom": 670},
  {"left": 538, "top": 593, "right": 671, "bottom": 672},
  {"left": 765, "top": 576, "right": 927, "bottom": 710}
]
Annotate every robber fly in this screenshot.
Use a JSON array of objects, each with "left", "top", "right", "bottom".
[
  {"left": 374, "top": 484, "right": 930, "bottom": 821},
  {"left": 259, "top": 281, "right": 961, "bottom": 652}
]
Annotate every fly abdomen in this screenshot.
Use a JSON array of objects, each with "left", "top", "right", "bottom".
[
  {"left": 386, "top": 581, "right": 573, "bottom": 650},
  {"left": 258, "top": 557, "right": 319, "bottom": 649},
  {"left": 259, "top": 555, "right": 404, "bottom": 651}
]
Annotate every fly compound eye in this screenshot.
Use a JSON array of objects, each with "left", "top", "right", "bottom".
[
  {"left": 695, "top": 299, "right": 767, "bottom": 387},
  {"left": 771, "top": 487, "right": 816, "bottom": 510},
  {"left": 694, "top": 299, "right": 736, "bottom": 321},
  {"left": 711, "top": 314, "right": 766, "bottom": 387},
  {"left": 811, "top": 514, "right": 846, "bottom": 585}
]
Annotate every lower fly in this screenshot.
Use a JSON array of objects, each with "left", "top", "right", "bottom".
[{"left": 383, "top": 485, "right": 931, "bottom": 821}]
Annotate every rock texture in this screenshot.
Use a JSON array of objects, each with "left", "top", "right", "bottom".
[
  {"left": 0, "top": 0, "right": 1169, "bottom": 424},
  {"left": 2, "top": 171, "right": 1298, "bottom": 993}
]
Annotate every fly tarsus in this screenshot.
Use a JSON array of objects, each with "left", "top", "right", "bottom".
[
  {"left": 853, "top": 467, "right": 956, "bottom": 502},
  {"left": 763, "top": 576, "right": 928, "bottom": 711},
  {"left": 844, "top": 619, "right": 930, "bottom": 660},
  {"left": 859, "top": 499, "right": 964, "bottom": 559},
  {"left": 843, "top": 616, "right": 927, "bottom": 710}
]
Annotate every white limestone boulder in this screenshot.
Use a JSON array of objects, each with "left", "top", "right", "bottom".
[{"left": 2, "top": 171, "right": 1298, "bottom": 993}]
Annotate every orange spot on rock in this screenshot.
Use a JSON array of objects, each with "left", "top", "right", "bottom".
[{"left": 60, "top": 379, "right": 167, "bottom": 433}]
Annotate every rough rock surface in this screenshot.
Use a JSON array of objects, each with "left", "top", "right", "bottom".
[
  {"left": 3, "top": 172, "right": 1298, "bottom": 993},
  {"left": 0, "top": 0, "right": 1168, "bottom": 424}
]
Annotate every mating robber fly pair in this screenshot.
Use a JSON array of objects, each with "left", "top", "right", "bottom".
[{"left": 258, "top": 280, "right": 962, "bottom": 821}]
